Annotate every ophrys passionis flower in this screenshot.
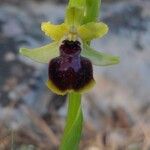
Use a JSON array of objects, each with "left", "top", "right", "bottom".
[{"left": 20, "top": 7, "right": 119, "bottom": 95}]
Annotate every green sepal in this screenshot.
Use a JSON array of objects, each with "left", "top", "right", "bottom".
[
  {"left": 82, "top": 43, "right": 120, "bottom": 66},
  {"left": 19, "top": 42, "right": 59, "bottom": 63}
]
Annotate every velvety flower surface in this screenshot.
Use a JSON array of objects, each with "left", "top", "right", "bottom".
[
  {"left": 48, "top": 40, "right": 95, "bottom": 95},
  {"left": 20, "top": 7, "right": 119, "bottom": 95}
]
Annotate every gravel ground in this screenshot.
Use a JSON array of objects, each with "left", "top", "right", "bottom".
[{"left": 0, "top": 0, "right": 150, "bottom": 149}]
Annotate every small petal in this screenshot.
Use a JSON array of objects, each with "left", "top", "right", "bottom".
[
  {"left": 81, "top": 44, "right": 120, "bottom": 66},
  {"left": 78, "top": 22, "right": 108, "bottom": 41},
  {"left": 41, "top": 22, "right": 69, "bottom": 41},
  {"left": 19, "top": 42, "right": 59, "bottom": 63}
]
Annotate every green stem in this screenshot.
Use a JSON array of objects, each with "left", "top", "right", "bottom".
[
  {"left": 60, "top": 0, "right": 101, "bottom": 149},
  {"left": 60, "top": 92, "right": 83, "bottom": 150}
]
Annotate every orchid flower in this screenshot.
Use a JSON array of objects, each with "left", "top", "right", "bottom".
[
  {"left": 20, "top": 5, "right": 119, "bottom": 96},
  {"left": 19, "top": 0, "right": 120, "bottom": 149}
]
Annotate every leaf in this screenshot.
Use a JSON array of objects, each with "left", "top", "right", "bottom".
[
  {"left": 78, "top": 22, "right": 108, "bottom": 41},
  {"left": 82, "top": 43, "right": 120, "bottom": 66},
  {"left": 65, "top": 7, "right": 84, "bottom": 26},
  {"left": 83, "top": 0, "right": 101, "bottom": 23},
  {"left": 65, "top": 0, "right": 85, "bottom": 26},
  {"left": 68, "top": 0, "right": 85, "bottom": 8},
  {"left": 60, "top": 92, "right": 83, "bottom": 150},
  {"left": 19, "top": 42, "right": 59, "bottom": 63}
]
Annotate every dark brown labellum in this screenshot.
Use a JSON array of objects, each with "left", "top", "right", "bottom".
[{"left": 48, "top": 40, "right": 95, "bottom": 94}]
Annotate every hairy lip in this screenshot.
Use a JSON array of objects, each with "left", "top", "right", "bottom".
[{"left": 48, "top": 40, "right": 94, "bottom": 94}]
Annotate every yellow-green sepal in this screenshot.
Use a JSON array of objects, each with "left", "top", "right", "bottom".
[
  {"left": 19, "top": 42, "right": 59, "bottom": 63},
  {"left": 82, "top": 43, "right": 120, "bottom": 66},
  {"left": 78, "top": 22, "right": 108, "bottom": 41}
]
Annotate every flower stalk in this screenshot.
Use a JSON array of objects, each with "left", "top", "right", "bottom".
[
  {"left": 60, "top": 92, "right": 83, "bottom": 150},
  {"left": 60, "top": 0, "right": 100, "bottom": 149}
]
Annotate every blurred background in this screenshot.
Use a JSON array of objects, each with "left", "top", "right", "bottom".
[{"left": 0, "top": 0, "right": 150, "bottom": 149}]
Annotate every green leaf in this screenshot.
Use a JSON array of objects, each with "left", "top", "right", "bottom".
[
  {"left": 68, "top": 0, "right": 85, "bottom": 8},
  {"left": 19, "top": 42, "right": 59, "bottom": 63},
  {"left": 65, "top": 7, "right": 84, "bottom": 26},
  {"left": 82, "top": 43, "right": 120, "bottom": 66},
  {"left": 60, "top": 92, "right": 83, "bottom": 150},
  {"left": 65, "top": 0, "right": 85, "bottom": 26},
  {"left": 83, "top": 0, "right": 101, "bottom": 24}
]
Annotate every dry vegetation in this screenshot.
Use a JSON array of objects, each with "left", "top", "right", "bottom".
[
  {"left": 0, "top": 98, "right": 149, "bottom": 150},
  {"left": 0, "top": 0, "right": 150, "bottom": 149}
]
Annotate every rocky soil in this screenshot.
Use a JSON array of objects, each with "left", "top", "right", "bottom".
[{"left": 0, "top": 0, "right": 150, "bottom": 149}]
